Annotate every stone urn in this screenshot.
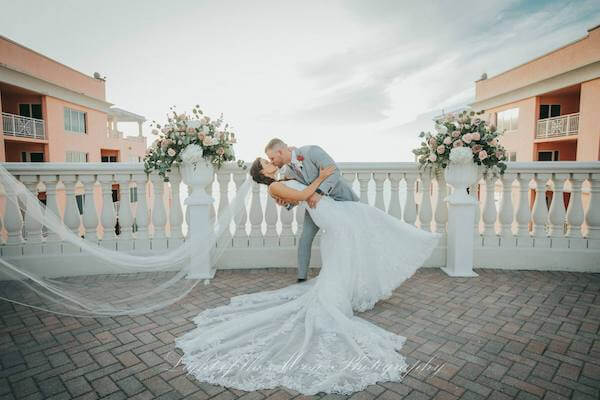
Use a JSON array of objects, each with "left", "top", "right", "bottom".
[
  {"left": 180, "top": 159, "right": 214, "bottom": 206},
  {"left": 444, "top": 162, "right": 479, "bottom": 204}
]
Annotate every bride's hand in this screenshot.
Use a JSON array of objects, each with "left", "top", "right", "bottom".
[{"left": 319, "top": 165, "right": 336, "bottom": 180}]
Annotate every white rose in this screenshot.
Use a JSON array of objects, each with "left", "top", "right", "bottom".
[
  {"left": 167, "top": 148, "right": 176, "bottom": 157},
  {"left": 151, "top": 128, "right": 159, "bottom": 135},
  {"left": 435, "top": 124, "right": 448, "bottom": 135},
  {"left": 443, "top": 136, "right": 452, "bottom": 145},
  {"left": 180, "top": 144, "right": 204, "bottom": 164}
]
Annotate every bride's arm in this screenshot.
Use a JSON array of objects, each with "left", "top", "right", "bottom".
[{"left": 269, "top": 166, "right": 336, "bottom": 202}]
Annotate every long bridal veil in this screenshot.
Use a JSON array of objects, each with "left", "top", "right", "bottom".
[{"left": 0, "top": 164, "right": 252, "bottom": 317}]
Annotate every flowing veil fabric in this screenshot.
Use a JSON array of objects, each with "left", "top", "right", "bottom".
[{"left": 0, "top": 163, "right": 252, "bottom": 317}]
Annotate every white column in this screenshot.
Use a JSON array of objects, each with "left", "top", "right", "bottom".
[
  {"left": 249, "top": 181, "right": 264, "bottom": 247},
  {"left": 418, "top": 171, "right": 433, "bottom": 232},
  {"left": 80, "top": 174, "right": 99, "bottom": 242},
  {"left": 388, "top": 172, "right": 403, "bottom": 220},
  {"left": 434, "top": 169, "right": 448, "bottom": 234},
  {"left": 98, "top": 174, "right": 116, "bottom": 248},
  {"left": 169, "top": 170, "right": 184, "bottom": 244},
  {"left": 21, "top": 176, "right": 43, "bottom": 255},
  {"left": 2, "top": 175, "right": 24, "bottom": 256},
  {"left": 515, "top": 173, "right": 533, "bottom": 247},
  {"left": 498, "top": 172, "right": 516, "bottom": 247},
  {"left": 280, "top": 202, "right": 294, "bottom": 247},
  {"left": 584, "top": 173, "right": 600, "bottom": 248},
  {"left": 373, "top": 173, "right": 386, "bottom": 211},
  {"left": 404, "top": 172, "right": 418, "bottom": 226},
  {"left": 264, "top": 193, "right": 278, "bottom": 247},
  {"left": 138, "top": 121, "right": 143, "bottom": 137},
  {"left": 116, "top": 173, "right": 134, "bottom": 250},
  {"left": 566, "top": 173, "right": 586, "bottom": 249},
  {"left": 216, "top": 170, "right": 232, "bottom": 248},
  {"left": 62, "top": 175, "right": 82, "bottom": 253},
  {"left": 232, "top": 171, "right": 249, "bottom": 248},
  {"left": 132, "top": 173, "right": 150, "bottom": 250},
  {"left": 481, "top": 174, "right": 499, "bottom": 246},
  {"left": 185, "top": 175, "right": 216, "bottom": 282},
  {"left": 150, "top": 174, "right": 167, "bottom": 249},
  {"left": 532, "top": 173, "right": 551, "bottom": 248},
  {"left": 357, "top": 173, "right": 371, "bottom": 204},
  {"left": 548, "top": 173, "right": 568, "bottom": 248}
]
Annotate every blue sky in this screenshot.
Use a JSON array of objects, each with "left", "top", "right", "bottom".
[{"left": 1, "top": 0, "right": 598, "bottom": 161}]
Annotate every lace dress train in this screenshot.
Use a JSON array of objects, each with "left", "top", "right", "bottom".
[{"left": 175, "top": 180, "right": 442, "bottom": 394}]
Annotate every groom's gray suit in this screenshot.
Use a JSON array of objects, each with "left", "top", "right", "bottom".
[{"left": 282, "top": 145, "right": 359, "bottom": 280}]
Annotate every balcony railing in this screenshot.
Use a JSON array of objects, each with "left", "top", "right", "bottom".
[
  {"left": 0, "top": 161, "right": 599, "bottom": 277},
  {"left": 536, "top": 112, "right": 579, "bottom": 139},
  {"left": 2, "top": 112, "right": 46, "bottom": 140}
]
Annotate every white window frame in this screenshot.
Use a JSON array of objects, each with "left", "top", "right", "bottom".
[
  {"left": 496, "top": 108, "right": 519, "bottom": 132},
  {"left": 66, "top": 151, "right": 89, "bottom": 163},
  {"left": 18, "top": 103, "right": 43, "bottom": 119},
  {"left": 537, "top": 150, "right": 560, "bottom": 161},
  {"left": 508, "top": 151, "right": 517, "bottom": 162},
  {"left": 64, "top": 107, "right": 87, "bottom": 134}
]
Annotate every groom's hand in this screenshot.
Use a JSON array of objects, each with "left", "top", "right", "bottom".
[{"left": 307, "top": 193, "right": 321, "bottom": 208}]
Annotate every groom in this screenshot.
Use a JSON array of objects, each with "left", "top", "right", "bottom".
[{"left": 264, "top": 138, "right": 359, "bottom": 282}]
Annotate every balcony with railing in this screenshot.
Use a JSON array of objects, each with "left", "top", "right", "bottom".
[
  {"left": 535, "top": 113, "right": 579, "bottom": 139},
  {"left": 2, "top": 112, "right": 46, "bottom": 140}
]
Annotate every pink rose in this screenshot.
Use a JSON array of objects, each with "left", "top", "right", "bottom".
[
  {"left": 495, "top": 150, "right": 504, "bottom": 159},
  {"left": 202, "top": 136, "right": 213, "bottom": 146},
  {"left": 443, "top": 136, "right": 452, "bottom": 145},
  {"left": 490, "top": 138, "right": 498, "bottom": 146},
  {"left": 428, "top": 138, "right": 437, "bottom": 147},
  {"left": 187, "top": 127, "right": 195, "bottom": 135},
  {"left": 472, "top": 144, "right": 482, "bottom": 153},
  {"left": 429, "top": 153, "right": 437, "bottom": 162},
  {"left": 436, "top": 144, "right": 446, "bottom": 154},
  {"left": 453, "top": 140, "right": 464, "bottom": 147},
  {"left": 462, "top": 133, "right": 473, "bottom": 144},
  {"left": 478, "top": 150, "right": 488, "bottom": 160},
  {"left": 471, "top": 132, "right": 480, "bottom": 141},
  {"left": 197, "top": 132, "right": 205, "bottom": 140},
  {"left": 452, "top": 130, "right": 460, "bottom": 138}
]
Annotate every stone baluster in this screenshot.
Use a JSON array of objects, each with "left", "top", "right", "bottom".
[
  {"left": 404, "top": 172, "right": 418, "bottom": 226},
  {"left": 20, "top": 176, "right": 43, "bottom": 255},
  {"left": 470, "top": 177, "right": 483, "bottom": 244},
  {"left": 418, "top": 171, "right": 433, "bottom": 232},
  {"left": 584, "top": 173, "right": 600, "bottom": 248},
  {"left": 280, "top": 201, "right": 295, "bottom": 247},
  {"left": 41, "top": 174, "right": 62, "bottom": 254},
  {"left": 498, "top": 172, "right": 516, "bottom": 247},
  {"left": 566, "top": 173, "right": 586, "bottom": 249},
  {"left": 169, "top": 169, "right": 184, "bottom": 244},
  {"left": 249, "top": 181, "right": 264, "bottom": 247},
  {"left": 98, "top": 174, "right": 116, "bottom": 248},
  {"left": 357, "top": 173, "right": 371, "bottom": 204},
  {"left": 434, "top": 169, "right": 448, "bottom": 233},
  {"left": 80, "top": 174, "right": 99, "bottom": 242},
  {"left": 61, "top": 175, "right": 82, "bottom": 253},
  {"left": 133, "top": 173, "right": 150, "bottom": 250},
  {"left": 264, "top": 192, "right": 278, "bottom": 247},
  {"left": 548, "top": 173, "right": 568, "bottom": 247},
  {"left": 2, "top": 175, "right": 24, "bottom": 256},
  {"left": 481, "top": 173, "right": 499, "bottom": 246},
  {"left": 216, "top": 170, "right": 232, "bottom": 247},
  {"left": 515, "top": 173, "right": 533, "bottom": 247},
  {"left": 115, "top": 173, "right": 134, "bottom": 250},
  {"left": 206, "top": 173, "right": 216, "bottom": 224},
  {"left": 531, "top": 173, "right": 551, "bottom": 247},
  {"left": 232, "top": 171, "right": 249, "bottom": 247},
  {"left": 150, "top": 174, "right": 167, "bottom": 249},
  {"left": 388, "top": 173, "right": 403, "bottom": 220},
  {"left": 373, "top": 173, "right": 386, "bottom": 211}
]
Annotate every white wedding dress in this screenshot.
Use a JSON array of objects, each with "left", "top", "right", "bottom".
[{"left": 175, "top": 180, "right": 443, "bottom": 395}]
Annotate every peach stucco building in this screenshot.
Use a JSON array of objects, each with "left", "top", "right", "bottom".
[
  {"left": 471, "top": 24, "right": 600, "bottom": 162},
  {"left": 0, "top": 35, "right": 147, "bottom": 163}
]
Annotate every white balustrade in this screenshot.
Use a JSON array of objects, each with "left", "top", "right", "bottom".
[{"left": 0, "top": 161, "right": 598, "bottom": 273}]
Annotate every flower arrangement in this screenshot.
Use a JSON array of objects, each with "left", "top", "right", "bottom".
[
  {"left": 144, "top": 105, "right": 246, "bottom": 181},
  {"left": 412, "top": 110, "right": 508, "bottom": 178}
]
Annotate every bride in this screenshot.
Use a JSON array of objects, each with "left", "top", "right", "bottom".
[{"left": 175, "top": 158, "right": 443, "bottom": 395}]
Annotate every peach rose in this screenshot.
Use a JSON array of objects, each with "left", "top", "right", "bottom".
[
  {"left": 429, "top": 153, "right": 437, "bottom": 162},
  {"left": 436, "top": 144, "right": 446, "bottom": 154},
  {"left": 471, "top": 144, "right": 482, "bottom": 153},
  {"left": 478, "top": 150, "right": 488, "bottom": 160},
  {"left": 471, "top": 132, "right": 480, "bottom": 141},
  {"left": 452, "top": 130, "right": 460, "bottom": 138},
  {"left": 462, "top": 133, "right": 473, "bottom": 144},
  {"left": 453, "top": 140, "right": 464, "bottom": 147},
  {"left": 443, "top": 136, "right": 452, "bottom": 145}
]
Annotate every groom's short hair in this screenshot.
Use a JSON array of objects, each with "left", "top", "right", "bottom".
[{"left": 265, "top": 138, "right": 286, "bottom": 152}]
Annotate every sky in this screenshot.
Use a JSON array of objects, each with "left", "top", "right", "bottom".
[{"left": 1, "top": 0, "right": 599, "bottom": 162}]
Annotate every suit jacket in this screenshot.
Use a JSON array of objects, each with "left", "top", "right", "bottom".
[{"left": 282, "top": 145, "right": 359, "bottom": 205}]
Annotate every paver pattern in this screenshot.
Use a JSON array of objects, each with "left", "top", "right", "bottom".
[{"left": 1, "top": 268, "right": 599, "bottom": 399}]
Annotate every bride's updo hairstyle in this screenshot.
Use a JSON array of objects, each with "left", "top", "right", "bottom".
[{"left": 250, "top": 157, "right": 277, "bottom": 186}]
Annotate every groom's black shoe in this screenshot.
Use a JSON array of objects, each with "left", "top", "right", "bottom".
[{"left": 297, "top": 278, "right": 307, "bottom": 283}]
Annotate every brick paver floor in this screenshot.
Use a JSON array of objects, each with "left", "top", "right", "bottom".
[{"left": 1, "top": 268, "right": 599, "bottom": 400}]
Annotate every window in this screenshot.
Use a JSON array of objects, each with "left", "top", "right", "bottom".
[
  {"left": 75, "top": 194, "right": 84, "bottom": 215},
  {"left": 509, "top": 152, "right": 517, "bottom": 162},
  {"left": 538, "top": 150, "right": 559, "bottom": 161},
  {"left": 66, "top": 151, "right": 88, "bottom": 162},
  {"left": 19, "top": 104, "right": 42, "bottom": 119},
  {"left": 64, "top": 107, "right": 86, "bottom": 133},
  {"left": 101, "top": 155, "right": 118, "bottom": 162},
  {"left": 496, "top": 108, "right": 518, "bottom": 132},
  {"left": 540, "top": 104, "right": 560, "bottom": 119},
  {"left": 20, "top": 152, "right": 45, "bottom": 162}
]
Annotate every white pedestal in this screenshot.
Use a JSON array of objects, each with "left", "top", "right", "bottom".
[
  {"left": 441, "top": 194, "right": 479, "bottom": 277},
  {"left": 185, "top": 194, "right": 216, "bottom": 283}
]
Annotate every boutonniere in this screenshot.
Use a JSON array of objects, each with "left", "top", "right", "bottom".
[{"left": 297, "top": 154, "right": 304, "bottom": 162}]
